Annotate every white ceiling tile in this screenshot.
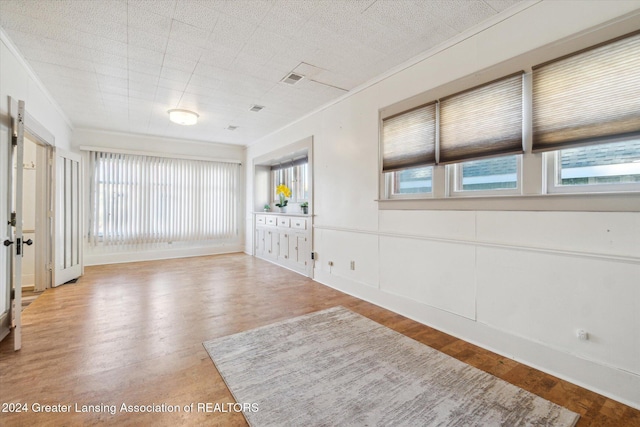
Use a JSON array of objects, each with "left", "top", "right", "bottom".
[
  {"left": 165, "top": 38, "right": 204, "bottom": 62},
  {"left": 154, "top": 87, "right": 184, "bottom": 104},
  {"left": 169, "top": 20, "right": 212, "bottom": 49},
  {"left": 98, "top": 84, "right": 129, "bottom": 97},
  {"left": 173, "top": 0, "right": 220, "bottom": 31},
  {"left": 162, "top": 53, "right": 199, "bottom": 73},
  {"left": 240, "top": 26, "right": 291, "bottom": 63},
  {"left": 219, "top": 0, "right": 275, "bottom": 25},
  {"left": 159, "top": 67, "right": 192, "bottom": 83},
  {"left": 188, "top": 74, "right": 223, "bottom": 91},
  {"left": 94, "top": 63, "right": 129, "bottom": 80},
  {"left": 127, "top": 4, "right": 173, "bottom": 36},
  {"left": 128, "top": 59, "right": 163, "bottom": 76},
  {"left": 157, "top": 77, "right": 188, "bottom": 92},
  {"left": 96, "top": 74, "right": 128, "bottom": 88},
  {"left": 20, "top": 48, "right": 93, "bottom": 71},
  {"left": 129, "top": 89, "right": 158, "bottom": 102},
  {"left": 208, "top": 14, "right": 257, "bottom": 52},
  {"left": 78, "top": 33, "right": 128, "bottom": 56},
  {"left": 90, "top": 50, "right": 128, "bottom": 68},
  {"left": 128, "top": 70, "right": 160, "bottom": 85},
  {"left": 198, "top": 48, "right": 237, "bottom": 69},
  {"left": 127, "top": 46, "right": 165, "bottom": 66},
  {"left": 258, "top": 1, "right": 311, "bottom": 37},
  {"left": 437, "top": 1, "right": 497, "bottom": 32},
  {"left": 130, "top": 0, "right": 178, "bottom": 18},
  {"left": 128, "top": 28, "right": 169, "bottom": 52}
]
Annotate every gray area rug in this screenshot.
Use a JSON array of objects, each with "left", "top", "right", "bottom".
[{"left": 203, "top": 306, "right": 579, "bottom": 427}]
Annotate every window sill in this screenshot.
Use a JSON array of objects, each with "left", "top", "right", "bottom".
[{"left": 377, "top": 191, "right": 640, "bottom": 212}]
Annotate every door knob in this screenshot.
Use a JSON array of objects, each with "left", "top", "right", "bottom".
[
  {"left": 3, "top": 240, "right": 14, "bottom": 246},
  {"left": 24, "top": 239, "right": 33, "bottom": 246}
]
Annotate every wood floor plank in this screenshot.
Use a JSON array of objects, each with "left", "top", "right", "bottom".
[{"left": 0, "top": 254, "right": 638, "bottom": 426}]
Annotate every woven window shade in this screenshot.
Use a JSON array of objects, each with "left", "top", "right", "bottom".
[
  {"left": 532, "top": 31, "right": 640, "bottom": 152},
  {"left": 439, "top": 72, "right": 524, "bottom": 164},
  {"left": 382, "top": 102, "right": 436, "bottom": 172}
]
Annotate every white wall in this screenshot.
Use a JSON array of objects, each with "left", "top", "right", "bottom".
[
  {"left": 1, "top": 30, "right": 73, "bottom": 334},
  {"left": 246, "top": 1, "right": 640, "bottom": 409},
  {"left": 73, "top": 129, "right": 246, "bottom": 265}
]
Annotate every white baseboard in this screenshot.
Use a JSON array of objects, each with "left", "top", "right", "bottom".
[
  {"left": 313, "top": 269, "right": 640, "bottom": 410},
  {"left": 85, "top": 244, "right": 245, "bottom": 266}
]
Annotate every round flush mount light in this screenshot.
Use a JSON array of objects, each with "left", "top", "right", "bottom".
[{"left": 168, "top": 109, "right": 199, "bottom": 125}]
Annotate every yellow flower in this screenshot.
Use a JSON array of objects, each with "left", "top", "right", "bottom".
[{"left": 276, "top": 184, "right": 291, "bottom": 198}]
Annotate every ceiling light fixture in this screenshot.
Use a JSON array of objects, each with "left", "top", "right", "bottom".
[{"left": 168, "top": 109, "right": 199, "bottom": 125}]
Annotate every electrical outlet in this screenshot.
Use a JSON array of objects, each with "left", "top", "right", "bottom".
[{"left": 576, "top": 329, "right": 589, "bottom": 341}]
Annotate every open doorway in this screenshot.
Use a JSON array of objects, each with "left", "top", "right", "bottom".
[{"left": 20, "top": 135, "right": 53, "bottom": 309}]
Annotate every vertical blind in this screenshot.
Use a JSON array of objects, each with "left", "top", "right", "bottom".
[
  {"left": 382, "top": 102, "right": 437, "bottom": 172},
  {"left": 88, "top": 151, "right": 240, "bottom": 247},
  {"left": 271, "top": 160, "right": 308, "bottom": 202},
  {"left": 439, "top": 72, "right": 524, "bottom": 164},
  {"left": 532, "top": 30, "right": 640, "bottom": 152}
]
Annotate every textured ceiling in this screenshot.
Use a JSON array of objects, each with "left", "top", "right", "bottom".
[{"left": 0, "top": 0, "right": 523, "bottom": 146}]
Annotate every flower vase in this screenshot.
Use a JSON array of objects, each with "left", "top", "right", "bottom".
[{"left": 280, "top": 206, "right": 287, "bottom": 213}]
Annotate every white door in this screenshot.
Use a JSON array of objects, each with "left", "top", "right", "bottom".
[
  {"left": 53, "top": 148, "right": 82, "bottom": 286},
  {"left": 3, "top": 100, "right": 27, "bottom": 350}
]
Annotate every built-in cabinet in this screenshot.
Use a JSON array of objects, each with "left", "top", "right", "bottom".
[{"left": 254, "top": 213, "right": 311, "bottom": 276}]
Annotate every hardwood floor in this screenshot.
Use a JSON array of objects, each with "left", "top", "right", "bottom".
[{"left": 0, "top": 253, "right": 638, "bottom": 426}]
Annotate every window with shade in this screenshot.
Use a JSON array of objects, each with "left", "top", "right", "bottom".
[
  {"left": 532, "top": 30, "right": 640, "bottom": 193},
  {"left": 380, "top": 73, "right": 524, "bottom": 198},
  {"left": 88, "top": 151, "right": 240, "bottom": 246},
  {"left": 441, "top": 72, "right": 523, "bottom": 195},
  {"left": 379, "top": 28, "right": 640, "bottom": 203},
  {"left": 381, "top": 103, "right": 436, "bottom": 197}
]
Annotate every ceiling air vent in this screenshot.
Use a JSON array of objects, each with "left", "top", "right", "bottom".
[
  {"left": 282, "top": 72, "right": 304, "bottom": 85},
  {"left": 249, "top": 105, "right": 265, "bottom": 112}
]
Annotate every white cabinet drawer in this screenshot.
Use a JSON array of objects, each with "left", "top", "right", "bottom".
[
  {"left": 291, "top": 218, "right": 307, "bottom": 230},
  {"left": 256, "top": 215, "right": 266, "bottom": 225},
  {"left": 266, "top": 216, "right": 277, "bottom": 226},
  {"left": 278, "top": 217, "right": 290, "bottom": 227}
]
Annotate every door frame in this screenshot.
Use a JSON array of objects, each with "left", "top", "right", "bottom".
[{"left": 10, "top": 98, "right": 55, "bottom": 293}]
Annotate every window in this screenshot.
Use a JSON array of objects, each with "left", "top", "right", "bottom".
[
  {"left": 88, "top": 151, "right": 240, "bottom": 246},
  {"left": 450, "top": 155, "right": 520, "bottom": 195},
  {"left": 547, "top": 139, "right": 640, "bottom": 193},
  {"left": 533, "top": 30, "right": 640, "bottom": 194},
  {"left": 439, "top": 72, "right": 524, "bottom": 164},
  {"left": 389, "top": 166, "right": 433, "bottom": 196},
  {"left": 441, "top": 73, "right": 524, "bottom": 195},
  {"left": 271, "top": 158, "right": 308, "bottom": 203},
  {"left": 381, "top": 103, "right": 436, "bottom": 197}
]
